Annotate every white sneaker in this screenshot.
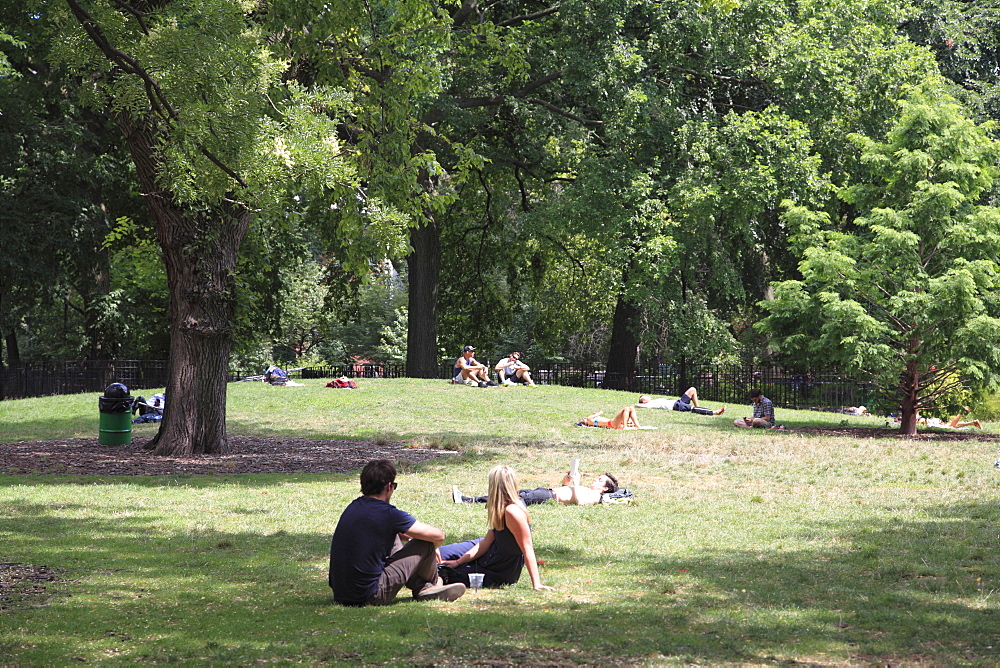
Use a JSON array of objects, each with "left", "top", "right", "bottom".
[
  {"left": 464, "top": 379, "right": 476, "bottom": 386},
  {"left": 502, "top": 379, "right": 515, "bottom": 386}
]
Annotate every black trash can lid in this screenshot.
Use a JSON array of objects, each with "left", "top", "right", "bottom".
[{"left": 104, "top": 382, "right": 130, "bottom": 398}]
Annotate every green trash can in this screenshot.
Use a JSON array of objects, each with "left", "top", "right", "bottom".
[{"left": 98, "top": 383, "right": 133, "bottom": 446}]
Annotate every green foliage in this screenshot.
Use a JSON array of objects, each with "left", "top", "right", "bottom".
[
  {"left": 377, "top": 306, "right": 408, "bottom": 364},
  {"left": 760, "top": 85, "right": 1000, "bottom": 418},
  {"left": 0, "top": 9, "right": 152, "bottom": 362}
]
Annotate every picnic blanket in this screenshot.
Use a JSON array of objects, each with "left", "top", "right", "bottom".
[{"left": 600, "top": 488, "right": 635, "bottom": 504}]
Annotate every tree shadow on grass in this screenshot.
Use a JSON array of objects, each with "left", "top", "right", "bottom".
[{"left": 1, "top": 492, "right": 998, "bottom": 664}]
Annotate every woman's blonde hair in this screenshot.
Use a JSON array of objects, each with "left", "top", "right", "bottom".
[{"left": 486, "top": 465, "right": 527, "bottom": 531}]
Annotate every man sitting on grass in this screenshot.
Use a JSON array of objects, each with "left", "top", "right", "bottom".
[
  {"left": 453, "top": 346, "right": 494, "bottom": 387},
  {"left": 453, "top": 471, "right": 622, "bottom": 506},
  {"left": 329, "top": 459, "right": 466, "bottom": 606},
  {"left": 733, "top": 389, "right": 778, "bottom": 428}
]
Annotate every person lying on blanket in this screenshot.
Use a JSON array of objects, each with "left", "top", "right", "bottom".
[
  {"left": 453, "top": 471, "right": 622, "bottom": 506},
  {"left": 579, "top": 406, "right": 641, "bottom": 429}
]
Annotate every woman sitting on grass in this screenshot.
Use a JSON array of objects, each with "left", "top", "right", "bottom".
[
  {"left": 579, "top": 406, "right": 642, "bottom": 429},
  {"left": 438, "top": 465, "right": 553, "bottom": 591}
]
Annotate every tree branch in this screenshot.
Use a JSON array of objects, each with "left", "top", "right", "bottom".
[
  {"left": 199, "top": 147, "right": 248, "bottom": 189},
  {"left": 498, "top": 4, "right": 560, "bottom": 27},
  {"left": 110, "top": 0, "right": 151, "bottom": 35},
  {"left": 540, "top": 233, "right": 586, "bottom": 273},
  {"left": 525, "top": 97, "right": 603, "bottom": 126},
  {"left": 451, "top": 0, "right": 479, "bottom": 28},
  {"left": 65, "top": 0, "right": 177, "bottom": 122},
  {"left": 66, "top": 0, "right": 250, "bottom": 191}
]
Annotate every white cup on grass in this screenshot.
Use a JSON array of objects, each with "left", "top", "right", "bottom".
[{"left": 468, "top": 572, "right": 484, "bottom": 591}]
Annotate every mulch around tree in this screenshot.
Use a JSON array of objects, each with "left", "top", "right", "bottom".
[
  {"left": 0, "top": 563, "right": 62, "bottom": 612},
  {"left": 0, "top": 435, "right": 458, "bottom": 612},
  {"left": 0, "top": 435, "right": 457, "bottom": 476}
]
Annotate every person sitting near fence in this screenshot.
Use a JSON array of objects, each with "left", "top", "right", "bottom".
[
  {"left": 733, "top": 389, "right": 777, "bottom": 428},
  {"left": 494, "top": 352, "right": 537, "bottom": 386},
  {"left": 453, "top": 470, "right": 621, "bottom": 506},
  {"left": 264, "top": 365, "right": 288, "bottom": 385},
  {"left": 636, "top": 387, "right": 724, "bottom": 415},
  {"left": 453, "top": 346, "right": 494, "bottom": 387},
  {"left": 578, "top": 406, "right": 642, "bottom": 429}
]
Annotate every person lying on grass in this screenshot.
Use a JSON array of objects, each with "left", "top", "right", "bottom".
[
  {"left": 579, "top": 406, "right": 642, "bottom": 429},
  {"left": 328, "top": 459, "right": 466, "bottom": 606},
  {"left": 894, "top": 408, "right": 982, "bottom": 430},
  {"left": 453, "top": 470, "right": 620, "bottom": 507},
  {"left": 636, "top": 387, "right": 725, "bottom": 415},
  {"left": 437, "top": 465, "right": 553, "bottom": 591}
]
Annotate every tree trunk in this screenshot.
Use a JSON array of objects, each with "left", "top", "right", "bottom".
[
  {"left": 604, "top": 292, "right": 639, "bottom": 392},
  {"left": 116, "top": 113, "right": 251, "bottom": 455},
  {"left": 898, "top": 358, "right": 919, "bottom": 436},
  {"left": 405, "top": 213, "right": 441, "bottom": 378},
  {"left": 5, "top": 330, "right": 19, "bottom": 367}
]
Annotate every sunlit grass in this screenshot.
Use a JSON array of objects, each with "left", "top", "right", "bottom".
[{"left": 1, "top": 379, "right": 999, "bottom": 664}]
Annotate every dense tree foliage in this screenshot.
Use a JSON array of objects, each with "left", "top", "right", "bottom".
[
  {"left": 760, "top": 87, "right": 1000, "bottom": 434},
  {"left": 29, "top": 0, "right": 410, "bottom": 454},
  {"left": 2, "top": 0, "right": 1000, "bottom": 428}
]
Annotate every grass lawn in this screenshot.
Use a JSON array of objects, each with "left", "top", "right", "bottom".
[{"left": 1, "top": 379, "right": 999, "bottom": 665}]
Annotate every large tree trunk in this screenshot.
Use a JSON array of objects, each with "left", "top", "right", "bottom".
[
  {"left": 604, "top": 292, "right": 640, "bottom": 392},
  {"left": 117, "top": 114, "right": 251, "bottom": 455},
  {"left": 406, "top": 213, "right": 441, "bottom": 378}
]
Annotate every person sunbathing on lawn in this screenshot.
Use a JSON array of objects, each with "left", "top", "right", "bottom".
[
  {"left": 579, "top": 406, "right": 641, "bottom": 429},
  {"left": 453, "top": 471, "right": 621, "bottom": 507},
  {"left": 897, "top": 408, "right": 982, "bottom": 430},
  {"left": 637, "top": 387, "right": 725, "bottom": 415}
]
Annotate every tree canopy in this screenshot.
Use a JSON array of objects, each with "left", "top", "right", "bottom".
[
  {"left": 759, "top": 86, "right": 1000, "bottom": 433},
  {"left": 3, "top": 0, "right": 1000, "bottom": 431}
]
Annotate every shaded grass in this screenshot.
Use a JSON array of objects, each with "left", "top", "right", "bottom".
[{"left": 1, "top": 380, "right": 999, "bottom": 665}]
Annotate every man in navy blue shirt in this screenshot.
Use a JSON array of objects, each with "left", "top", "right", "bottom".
[{"left": 329, "top": 459, "right": 466, "bottom": 605}]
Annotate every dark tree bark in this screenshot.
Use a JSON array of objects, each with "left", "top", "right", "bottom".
[
  {"left": 4, "top": 331, "right": 18, "bottom": 367},
  {"left": 604, "top": 292, "right": 640, "bottom": 392},
  {"left": 117, "top": 114, "right": 251, "bottom": 455},
  {"left": 406, "top": 213, "right": 441, "bottom": 378}
]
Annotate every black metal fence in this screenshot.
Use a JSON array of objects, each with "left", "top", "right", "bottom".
[
  {"left": 625, "top": 364, "right": 874, "bottom": 410},
  {"left": 2, "top": 359, "right": 873, "bottom": 410},
  {"left": 0, "top": 360, "right": 169, "bottom": 401},
  {"left": 294, "top": 361, "right": 872, "bottom": 410}
]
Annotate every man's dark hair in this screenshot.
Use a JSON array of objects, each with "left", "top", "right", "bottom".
[
  {"left": 748, "top": 388, "right": 763, "bottom": 399},
  {"left": 602, "top": 472, "right": 619, "bottom": 493},
  {"left": 360, "top": 459, "right": 396, "bottom": 496}
]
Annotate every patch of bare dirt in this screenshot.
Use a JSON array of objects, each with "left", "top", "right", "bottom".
[
  {"left": 0, "top": 563, "right": 62, "bottom": 612},
  {"left": 0, "top": 436, "right": 456, "bottom": 476}
]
